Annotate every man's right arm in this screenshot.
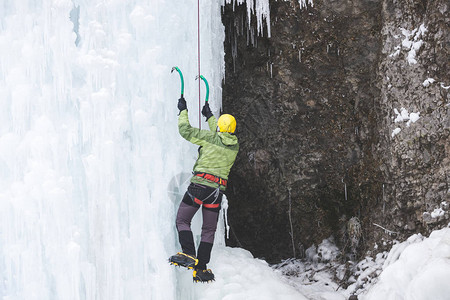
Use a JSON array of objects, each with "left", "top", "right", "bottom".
[
  {"left": 202, "top": 102, "right": 216, "bottom": 132},
  {"left": 178, "top": 109, "right": 214, "bottom": 146}
]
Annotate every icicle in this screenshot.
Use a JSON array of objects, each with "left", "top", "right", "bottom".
[
  {"left": 298, "top": 0, "right": 314, "bottom": 9},
  {"left": 226, "top": 0, "right": 271, "bottom": 37},
  {"left": 232, "top": 33, "right": 238, "bottom": 73},
  {"left": 342, "top": 178, "right": 348, "bottom": 201},
  {"left": 288, "top": 188, "right": 296, "bottom": 258},
  {"left": 240, "top": 11, "right": 244, "bottom": 35},
  {"left": 222, "top": 195, "right": 231, "bottom": 239},
  {"left": 246, "top": 23, "right": 250, "bottom": 46},
  {"left": 345, "top": 183, "right": 348, "bottom": 201}
]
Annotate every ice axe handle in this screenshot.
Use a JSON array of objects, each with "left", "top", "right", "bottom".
[
  {"left": 196, "top": 75, "right": 209, "bottom": 103},
  {"left": 171, "top": 66, "right": 184, "bottom": 97}
]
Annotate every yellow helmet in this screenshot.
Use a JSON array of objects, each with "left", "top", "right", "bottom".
[{"left": 217, "top": 114, "right": 236, "bottom": 133}]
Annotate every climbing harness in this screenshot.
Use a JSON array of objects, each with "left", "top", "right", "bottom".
[
  {"left": 194, "top": 172, "right": 227, "bottom": 188},
  {"left": 187, "top": 185, "right": 221, "bottom": 209},
  {"left": 193, "top": 197, "right": 220, "bottom": 209}
]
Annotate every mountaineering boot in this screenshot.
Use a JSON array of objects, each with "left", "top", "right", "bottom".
[
  {"left": 168, "top": 252, "right": 198, "bottom": 269},
  {"left": 193, "top": 268, "right": 215, "bottom": 283}
]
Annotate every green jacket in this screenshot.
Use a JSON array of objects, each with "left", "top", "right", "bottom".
[{"left": 178, "top": 109, "right": 239, "bottom": 191}]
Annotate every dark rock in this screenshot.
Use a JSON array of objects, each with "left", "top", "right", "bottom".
[{"left": 221, "top": 0, "right": 449, "bottom": 263}]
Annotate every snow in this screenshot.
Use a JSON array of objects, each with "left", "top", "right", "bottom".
[
  {"left": 394, "top": 107, "right": 410, "bottom": 123},
  {"left": 401, "top": 24, "right": 427, "bottom": 65},
  {"left": 198, "top": 247, "right": 307, "bottom": 300},
  {"left": 408, "top": 112, "right": 420, "bottom": 125},
  {"left": 390, "top": 24, "right": 427, "bottom": 64},
  {"left": 431, "top": 208, "right": 445, "bottom": 219},
  {"left": 391, "top": 127, "right": 401, "bottom": 137},
  {"left": 318, "top": 238, "right": 340, "bottom": 261},
  {"left": 422, "top": 78, "right": 435, "bottom": 87},
  {"left": 440, "top": 83, "right": 450, "bottom": 90},
  {"left": 363, "top": 226, "right": 450, "bottom": 300},
  {"left": 274, "top": 238, "right": 351, "bottom": 299},
  {"left": 273, "top": 226, "right": 450, "bottom": 300},
  {"left": 392, "top": 107, "right": 420, "bottom": 137}
]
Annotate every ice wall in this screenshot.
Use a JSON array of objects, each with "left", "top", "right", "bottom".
[{"left": 0, "top": 0, "right": 225, "bottom": 299}]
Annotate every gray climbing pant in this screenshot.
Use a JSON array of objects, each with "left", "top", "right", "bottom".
[{"left": 176, "top": 183, "right": 223, "bottom": 269}]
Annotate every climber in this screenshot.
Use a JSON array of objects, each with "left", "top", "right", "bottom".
[{"left": 169, "top": 96, "right": 239, "bottom": 283}]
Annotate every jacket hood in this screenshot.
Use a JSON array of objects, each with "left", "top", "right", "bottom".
[{"left": 218, "top": 132, "right": 238, "bottom": 146}]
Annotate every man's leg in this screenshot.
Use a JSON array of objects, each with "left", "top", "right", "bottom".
[
  {"left": 196, "top": 207, "right": 220, "bottom": 269},
  {"left": 176, "top": 200, "right": 199, "bottom": 256}
]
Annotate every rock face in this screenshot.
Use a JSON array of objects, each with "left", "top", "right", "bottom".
[
  {"left": 375, "top": 0, "right": 449, "bottom": 240},
  {"left": 221, "top": 0, "right": 449, "bottom": 263}
]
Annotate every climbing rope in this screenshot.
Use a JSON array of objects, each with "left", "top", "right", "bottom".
[
  {"left": 171, "top": 0, "right": 207, "bottom": 128},
  {"left": 197, "top": 0, "right": 201, "bottom": 129}
]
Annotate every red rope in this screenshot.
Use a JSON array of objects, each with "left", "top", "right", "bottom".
[{"left": 197, "top": 0, "right": 201, "bottom": 129}]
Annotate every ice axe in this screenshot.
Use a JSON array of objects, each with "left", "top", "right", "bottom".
[
  {"left": 195, "top": 75, "right": 209, "bottom": 103},
  {"left": 171, "top": 66, "right": 184, "bottom": 97}
]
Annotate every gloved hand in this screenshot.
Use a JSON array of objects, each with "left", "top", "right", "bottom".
[
  {"left": 178, "top": 96, "right": 187, "bottom": 112},
  {"left": 201, "top": 102, "right": 213, "bottom": 120}
]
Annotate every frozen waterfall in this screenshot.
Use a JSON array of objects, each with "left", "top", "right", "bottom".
[{"left": 0, "top": 1, "right": 304, "bottom": 299}]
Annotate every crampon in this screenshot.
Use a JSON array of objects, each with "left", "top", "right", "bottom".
[
  {"left": 193, "top": 268, "right": 215, "bottom": 283},
  {"left": 168, "top": 252, "right": 198, "bottom": 269}
]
